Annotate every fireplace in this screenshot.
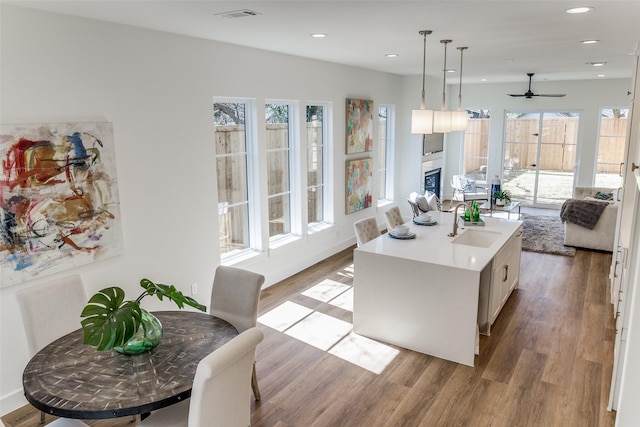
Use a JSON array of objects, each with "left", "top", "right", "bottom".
[{"left": 424, "top": 168, "right": 441, "bottom": 198}]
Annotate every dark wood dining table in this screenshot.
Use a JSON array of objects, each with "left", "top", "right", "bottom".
[{"left": 22, "top": 311, "right": 238, "bottom": 419}]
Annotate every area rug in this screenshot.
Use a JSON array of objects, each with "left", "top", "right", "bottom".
[{"left": 521, "top": 214, "right": 576, "bottom": 257}]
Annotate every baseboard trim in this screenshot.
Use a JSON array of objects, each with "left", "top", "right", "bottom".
[{"left": 0, "top": 389, "right": 27, "bottom": 418}]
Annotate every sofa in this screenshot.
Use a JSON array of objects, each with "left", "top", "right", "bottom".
[{"left": 562, "top": 186, "right": 618, "bottom": 252}]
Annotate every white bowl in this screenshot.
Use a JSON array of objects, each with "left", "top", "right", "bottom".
[
  {"left": 418, "top": 213, "right": 432, "bottom": 222},
  {"left": 394, "top": 225, "right": 409, "bottom": 235}
]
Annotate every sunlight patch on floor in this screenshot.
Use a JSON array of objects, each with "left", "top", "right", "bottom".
[
  {"left": 329, "top": 332, "right": 400, "bottom": 374},
  {"left": 285, "top": 311, "right": 352, "bottom": 351},
  {"left": 328, "top": 287, "right": 353, "bottom": 312},
  {"left": 258, "top": 301, "right": 313, "bottom": 332},
  {"left": 258, "top": 272, "right": 398, "bottom": 374},
  {"left": 337, "top": 263, "right": 354, "bottom": 278},
  {"left": 302, "top": 279, "right": 351, "bottom": 303}
]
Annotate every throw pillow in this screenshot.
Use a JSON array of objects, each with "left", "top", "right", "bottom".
[
  {"left": 594, "top": 191, "right": 614, "bottom": 201},
  {"left": 425, "top": 193, "right": 439, "bottom": 211},
  {"left": 460, "top": 176, "right": 476, "bottom": 193},
  {"left": 415, "top": 195, "right": 430, "bottom": 212}
]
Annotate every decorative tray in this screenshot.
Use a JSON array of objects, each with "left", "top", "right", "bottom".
[
  {"left": 388, "top": 232, "right": 417, "bottom": 240},
  {"left": 458, "top": 216, "right": 485, "bottom": 226},
  {"left": 413, "top": 219, "right": 438, "bottom": 226}
]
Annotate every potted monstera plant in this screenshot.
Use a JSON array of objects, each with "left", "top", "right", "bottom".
[{"left": 81, "top": 278, "right": 206, "bottom": 355}]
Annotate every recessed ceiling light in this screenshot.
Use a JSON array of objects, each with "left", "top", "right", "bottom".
[
  {"left": 596, "top": 74, "right": 606, "bottom": 78},
  {"left": 310, "top": 33, "right": 327, "bottom": 38},
  {"left": 385, "top": 53, "right": 399, "bottom": 58},
  {"left": 581, "top": 40, "right": 599, "bottom": 44},
  {"left": 566, "top": 6, "right": 593, "bottom": 14},
  {"left": 215, "top": 9, "right": 261, "bottom": 19},
  {"left": 480, "top": 78, "right": 488, "bottom": 82},
  {"left": 588, "top": 62, "right": 607, "bottom": 67}
]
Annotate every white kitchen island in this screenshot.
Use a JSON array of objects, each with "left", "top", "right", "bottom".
[{"left": 353, "top": 210, "right": 523, "bottom": 367}]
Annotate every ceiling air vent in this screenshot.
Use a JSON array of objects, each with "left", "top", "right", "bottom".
[{"left": 215, "top": 9, "right": 261, "bottom": 19}]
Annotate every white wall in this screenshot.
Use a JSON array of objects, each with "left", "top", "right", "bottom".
[
  {"left": 0, "top": 3, "right": 635, "bottom": 417},
  {"left": 0, "top": 5, "right": 414, "bottom": 413}
]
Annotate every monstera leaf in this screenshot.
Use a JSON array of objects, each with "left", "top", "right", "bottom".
[
  {"left": 138, "top": 278, "right": 206, "bottom": 311},
  {"left": 81, "top": 279, "right": 206, "bottom": 351},
  {"left": 80, "top": 287, "right": 142, "bottom": 351}
]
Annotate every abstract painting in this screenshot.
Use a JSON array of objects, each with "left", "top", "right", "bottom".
[
  {"left": 345, "top": 99, "right": 373, "bottom": 154},
  {"left": 0, "top": 122, "right": 123, "bottom": 287},
  {"left": 345, "top": 158, "right": 373, "bottom": 214}
]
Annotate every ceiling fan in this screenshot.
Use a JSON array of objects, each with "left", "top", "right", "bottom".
[{"left": 508, "top": 73, "right": 566, "bottom": 98}]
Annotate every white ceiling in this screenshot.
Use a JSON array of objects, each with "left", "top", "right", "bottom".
[{"left": 9, "top": 1, "right": 640, "bottom": 85}]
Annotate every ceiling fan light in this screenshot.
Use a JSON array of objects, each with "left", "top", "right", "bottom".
[
  {"left": 411, "top": 109, "right": 434, "bottom": 134},
  {"left": 433, "top": 110, "right": 453, "bottom": 133},
  {"left": 450, "top": 110, "right": 469, "bottom": 132}
]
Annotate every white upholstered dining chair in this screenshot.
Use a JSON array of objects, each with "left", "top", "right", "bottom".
[
  {"left": 384, "top": 207, "right": 404, "bottom": 231},
  {"left": 210, "top": 266, "right": 265, "bottom": 401},
  {"left": 353, "top": 217, "right": 380, "bottom": 247},
  {"left": 139, "top": 327, "right": 264, "bottom": 427},
  {"left": 15, "top": 274, "right": 90, "bottom": 427}
]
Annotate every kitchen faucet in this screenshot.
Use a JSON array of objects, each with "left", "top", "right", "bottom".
[{"left": 449, "top": 202, "right": 471, "bottom": 237}]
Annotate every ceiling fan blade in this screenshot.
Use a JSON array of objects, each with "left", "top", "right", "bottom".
[{"left": 508, "top": 73, "right": 565, "bottom": 98}]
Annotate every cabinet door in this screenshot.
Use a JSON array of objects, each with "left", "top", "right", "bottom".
[
  {"left": 508, "top": 226, "right": 523, "bottom": 292},
  {"left": 491, "top": 261, "right": 508, "bottom": 323}
]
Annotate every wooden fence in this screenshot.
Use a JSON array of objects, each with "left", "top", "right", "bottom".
[
  {"left": 465, "top": 117, "right": 627, "bottom": 174},
  {"left": 216, "top": 122, "right": 324, "bottom": 251}
]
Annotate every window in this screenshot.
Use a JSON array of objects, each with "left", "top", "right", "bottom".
[
  {"left": 378, "top": 105, "right": 395, "bottom": 202},
  {"left": 214, "top": 100, "right": 254, "bottom": 257},
  {"left": 595, "top": 108, "right": 628, "bottom": 188},
  {"left": 462, "top": 109, "right": 490, "bottom": 180},
  {"left": 306, "top": 104, "right": 326, "bottom": 226},
  {"left": 503, "top": 111, "right": 579, "bottom": 206},
  {"left": 265, "top": 102, "right": 297, "bottom": 243}
]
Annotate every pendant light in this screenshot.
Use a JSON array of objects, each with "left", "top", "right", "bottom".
[
  {"left": 451, "top": 46, "right": 469, "bottom": 131},
  {"left": 433, "top": 39, "right": 453, "bottom": 133},
  {"left": 411, "top": 30, "right": 433, "bottom": 135}
]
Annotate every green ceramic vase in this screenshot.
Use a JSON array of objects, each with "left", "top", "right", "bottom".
[{"left": 113, "top": 309, "right": 163, "bottom": 355}]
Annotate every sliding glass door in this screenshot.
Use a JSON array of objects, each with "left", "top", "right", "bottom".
[{"left": 503, "top": 111, "right": 579, "bottom": 207}]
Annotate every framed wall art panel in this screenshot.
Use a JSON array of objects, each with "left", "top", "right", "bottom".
[
  {"left": 0, "top": 122, "right": 124, "bottom": 287},
  {"left": 345, "top": 158, "right": 373, "bottom": 214},
  {"left": 345, "top": 98, "right": 373, "bottom": 154}
]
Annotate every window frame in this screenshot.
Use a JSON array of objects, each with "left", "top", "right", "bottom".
[
  {"left": 306, "top": 103, "right": 332, "bottom": 230},
  {"left": 377, "top": 104, "right": 395, "bottom": 205},
  {"left": 265, "top": 100, "right": 301, "bottom": 247},
  {"left": 461, "top": 109, "right": 490, "bottom": 179},
  {"left": 595, "top": 107, "right": 628, "bottom": 188},
  {"left": 214, "top": 97, "right": 262, "bottom": 263}
]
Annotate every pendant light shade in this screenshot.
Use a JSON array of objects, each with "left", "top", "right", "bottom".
[
  {"left": 411, "top": 30, "right": 433, "bottom": 135},
  {"left": 451, "top": 46, "right": 469, "bottom": 131},
  {"left": 450, "top": 111, "right": 468, "bottom": 131},
  {"left": 432, "top": 110, "right": 453, "bottom": 133},
  {"left": 432, "top": 39, "right": 453, "bottom": 133},
  {"left": 411, "top": 109, "right": 434, "bottom": 134}
]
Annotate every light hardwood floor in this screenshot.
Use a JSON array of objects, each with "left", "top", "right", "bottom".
[{"left": 3, "top": 244, "right": 616, "bottom": 427}]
